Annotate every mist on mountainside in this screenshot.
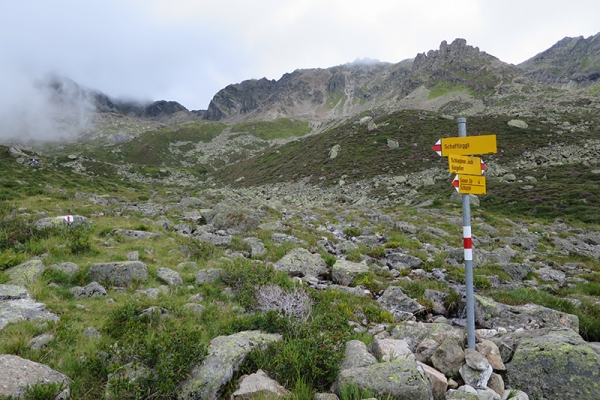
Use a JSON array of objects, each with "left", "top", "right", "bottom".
[{"left": 0, "top": 68, "right": 96, "bottom": 144}]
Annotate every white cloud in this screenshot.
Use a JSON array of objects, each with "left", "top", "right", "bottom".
[{"left": 0, "top": 0, "right": 598, "bottom": 112}]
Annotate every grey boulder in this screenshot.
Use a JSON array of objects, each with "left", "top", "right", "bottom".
[
  {"left": 274, "top": 248, "right": 329, "bottom": 279},
  {"left": 0, "top": 354, "right": 71, "bottom": 399},
  {"left": 333, "top": 359, "right": 433, "bottom": 400},
  {"left": 87, "top": 261, "right": 148, "bottom": 287}
]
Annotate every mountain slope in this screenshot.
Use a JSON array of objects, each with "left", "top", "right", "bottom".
[
  {"left": 202, "top": 35, "right": 599, "bottom": 127},
  {"left": 519, "top": 32, "right": 600, "bottom": 87}
]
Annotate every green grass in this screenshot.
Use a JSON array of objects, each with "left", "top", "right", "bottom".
[
  {"left": 427, "top": 81, "right": 471, "bottom": 99},
  {"left": 110, "top": 121, "right": 226, "bottom": 166},
  {"left": 232, "top": 119, "right": 311, "bottom": 140}
]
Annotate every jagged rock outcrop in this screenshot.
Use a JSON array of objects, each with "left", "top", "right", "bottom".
[
  {"left": 204, "top": 62, "right": 412, "bottom": 123},
  {"left": 409, "top": 39, "right": 520, "bottom": 94}
]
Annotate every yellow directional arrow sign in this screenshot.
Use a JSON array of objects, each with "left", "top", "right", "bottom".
[
  {"left": 440, "top": 135, "right": 497, "bottom": 156},
  {"left": 453, "top": 175, "right": 487, "bottom": 195},
  {"left": 448, "top": 155, "right": 483, "bottom": 175}
]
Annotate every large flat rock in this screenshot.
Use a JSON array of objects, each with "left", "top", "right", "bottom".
[
  {"left": 0, "top": 354, "right": 70, "bottom": 398},
  {"left": 0, "top": 284, "right": 60, "bottom": 330}
]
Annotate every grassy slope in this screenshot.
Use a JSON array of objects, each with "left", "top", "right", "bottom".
[
  {"left": 231, "top": 119, "right": 311, "bottom": 140},
  {"left": 216, "top": 110, "right": 600, "bottom": 223}
]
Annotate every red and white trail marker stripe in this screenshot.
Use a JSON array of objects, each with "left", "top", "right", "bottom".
[
  {"left": 452, "top": 175, "right": 460, "bottom": 192},
  {"left": 432, "top": 139, "right": 442, "bottom": 156},
  {"left": 463, "top": 226, "right": 473, "bottom": 261},
  {"left": 481, "top": 159, "right": 487, "bottom": 174}
]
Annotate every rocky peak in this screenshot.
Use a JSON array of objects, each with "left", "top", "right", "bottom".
[
  {"left": 143, "top": 100, "right": 188, "bottom": 118},
  {"left": 205, "top": 78, "right": 278, "bottom": 121},
  {"left": 412, "top": 39, "right": 499, "bottom": 72},
  {"left": 406, "top": 39, "right": 519, "bottom": 97}
]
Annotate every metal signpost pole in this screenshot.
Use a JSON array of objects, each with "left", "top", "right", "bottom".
[{"left": 457, "top": 117, "right": 476, "bottom": 349}]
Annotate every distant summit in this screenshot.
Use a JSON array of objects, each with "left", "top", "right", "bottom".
[{"left": 344, "top": 58, "right": 389, "bottom": 66}]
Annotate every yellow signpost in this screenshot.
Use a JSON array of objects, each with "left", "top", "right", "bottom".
[
  {"left": 432, "top": 122, "right": 497, "bottom": 350},
  {"left": 453, "top": 175, "right": 487, "bottom": 194},
  {"left": 448, "top": 155, "right": 483, "bottom": 175},
  {"left": 440, "top": 134, "right": 497, "bottom": 156}
]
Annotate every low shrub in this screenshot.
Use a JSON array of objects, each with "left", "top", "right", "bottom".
[
  {"left": 342, "top": 227, "right": 361, "bottom": 238},
  {"left": 474, "top": 275, "right": 492, "bottom": 290},
  {"left": 100, "top": 302, "right": 207, "bottom": 398},
  {"left": 219, "top": 259, "right": 292, "bottom": 308},
  {"left": 0, "top": 248, "right": 26, "bottom": 271},
  {"left": 178, "top": 237, "right": 222, "bottom": 261},
  {"left": 351, "top": 271, "right": 386, "bottom": 294}
]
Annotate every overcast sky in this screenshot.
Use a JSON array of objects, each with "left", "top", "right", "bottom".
[{"left": 1, "top": 0, "right": 599, "bottom": 111}]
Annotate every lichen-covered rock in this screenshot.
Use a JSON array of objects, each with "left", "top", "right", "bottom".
[
  {"left": 157, "top": 267, "right": 183, "bottom": 285},
  {"left": 368, "top": 338, "right": 414, "bottom": 362},
  {"left": 504, "top": 327, "right": 600, "bottom": 400},
  {"left": 474, "top": 295, "right": 579, "bottom": 332},
  {"left": 112, "top": 228, "right": 161, "bottom": 239},
  {"left": 49, "top": 262, "right": 80, "bottom": 277},
  {"left": 178, "top": 330, "right": 282, "bottom": 400},
  {"left": 0, "top": 354, "right": 71, "bottom": 399},
  {"left": 195, "top": 268, "right": 222, "bottom": 284},
  {"left": 87, "top": 261, "right": 148, "bottom": 287},
  {"left": 0, "top": 284, "right": 29, "bottom": 301},
  {"left": 5, "top": 259, "right": 45, "bottom": 285},
  {"left": 331, "top": 259, "right": 369, "bottom": 286},
  {"left": 244, "top": 237, "right": 267, "bottom": 257},
  {"left": 70, "top": 281, "right": 108, "bottom": 298},
  {"left": 28, "top": 333, "right": 55, "bottom": 350},
  {"left": 377, "top": 286, "right": 425, "bottom": 321},
  {"left": 430, "top": 337, "right": 465, "bottom": 378},
  {"left": 386, "top": 252, "right": 423, "bottom": 270},
  {"left": 274, "top": 248, "right": 329, "bottom": 279},
  {"left": 333, "top": 359, "right": 433, "bottom": 400},
  {"left": 208, "top": 204, "right": 260, "bottom": 232},
  {"left": 445, "top": 389, "right": 478, "bottom": 399},
  {"left": 232, "top": 369, "right": 289, "bottom": 399},
  {"left": 418, "top": 362, "right": 447, "bottom": 399},
  {"left": 391, "top": 322, "right": 465, "bottom": 353},
  {"left": 339, "top": 340, "right": 378, "bottom": 371}
]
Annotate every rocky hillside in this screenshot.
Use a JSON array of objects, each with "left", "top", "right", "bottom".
[
  {"left": 1, "top": 151, "right": 600, "bottom": 399},
  {"left": 203, "top": 36, "right": 599, "bottom": 125},
  {"left": 519, "top": 32, "right": 600, "bottom": 87}
]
